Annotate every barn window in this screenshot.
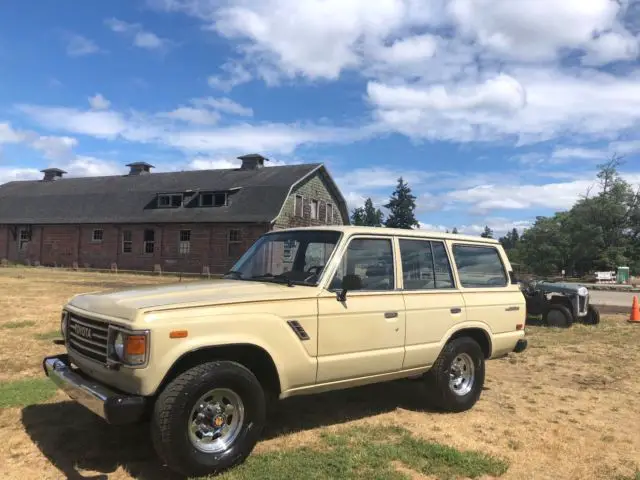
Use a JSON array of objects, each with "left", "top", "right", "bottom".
[
  {"left": 18, "top": 229, "right": 30, "bottom": 251},
  {"left": 122, "top": 230, "right": 132, "bottom": 253},
  {"left": 179, "top": 230, "right": 191, "bottom": 255},
  {"left": 144, "top": 229, "right": 155, "bottom": 254},
  {"left": 92, "top": 229, "right": 104, "bottom": 242},
  {"left": 326, "top": 203, "right": 334, "bottom": 224},
  {"left": 228, "top": 229, "right": 242, "bottom": 258},
  {"left": 200, "top": 192, "right": 228, "bottom": 207},
  {"left": 294, "top": 195, "right": 303, "bottom": 217},
  {"left": 158, "top": 193, "right": 183, "bottom": 208},
  {"left": 310, "top": 200, "right": 319, "bottom": 220}
]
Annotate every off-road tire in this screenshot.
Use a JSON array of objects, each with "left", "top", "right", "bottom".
[
  {"left": 543, "top": 304, "right": 574, "bottom": 328},
  {"left": 423, "top": 336, "right": 485, "bottom": 413},
  {"left": 582, "top": 305, "right": 601, "bottom": 325},
  {"left": 151, "top": 360, "right": 266, "bottom": 477}
]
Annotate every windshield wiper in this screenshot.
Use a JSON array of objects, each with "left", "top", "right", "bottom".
[{"left": 250, "top": 273, "right": 294, "bottom": 287}]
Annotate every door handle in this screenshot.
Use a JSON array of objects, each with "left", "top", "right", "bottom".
[
  {"left": 450, "top": 307, "right": 462, "bottom": 314},
  {"left": 384, "top": 311, "right": 398, "bottom": 319},
  {"left": 505, "top": 306, "right": 520, "bottom": 311}
]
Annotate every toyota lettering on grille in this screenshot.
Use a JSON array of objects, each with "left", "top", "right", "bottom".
[{"left": 71, "top": 323, "right": 92, "bottom": 339}]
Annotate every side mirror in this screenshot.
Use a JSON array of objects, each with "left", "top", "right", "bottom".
[{"left": 336, "top": 274, "right": 362, "bottom": 302}]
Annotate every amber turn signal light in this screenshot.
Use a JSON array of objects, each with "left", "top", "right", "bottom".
[
  {"left": 170, "top": 330, "right": 188, "bottom": 339},
  {"left": 125, "top": 335, "right": 147, "bottom": 355}
]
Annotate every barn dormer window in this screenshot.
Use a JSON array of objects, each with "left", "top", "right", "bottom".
[
  {"left": 199, "top": 192, "right": 228, "bottom": 207},
  {"left": 158, "top": 193, "right": 183, "bottom": 208}
]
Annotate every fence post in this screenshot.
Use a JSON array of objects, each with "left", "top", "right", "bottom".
[
  {"left": 72, "top": 261, "right": 79, "bottom": 271},
  {"left": 153, "top": 264, "right": 162, "bottom": 275},
  {"left": 202, "top": 265, "right": 210, "bottom": 279},
  {"left": 110, "top": 263, "right": 118, "bottom": 273},
  {"left": 0, "top": 259, "right": 7, "bottom": 267}
]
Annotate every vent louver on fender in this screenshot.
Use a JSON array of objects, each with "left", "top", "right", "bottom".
[{"left": 287, "top": 320, "right": 310, "bottom": 340}]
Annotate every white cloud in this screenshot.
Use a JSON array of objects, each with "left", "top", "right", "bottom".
[
  {"left": 583, "top": 31, "right": 640, "bottom": 65},
  {"left": 65, "top": 33, "right": 100, "bottom": 57},
  {"left": 105, "top": 17, "right": 169, "bottom": 50},
  {"left": 17, "top": 105, "right": 128, "bottom": 138},
  {"left": 367, "top": 68, "right": 640, "bottom": 144},
  {"left": 0, "top": 123, "right": 25, "bottom": 144},
  {"left": 0, "top": 167, "right": 41, "bottom": 185},
  {"left": 64, "top": 155, "right": 122, "bottom": 177},
  {"left": 146, "top": 0, "right": 640, "bottom": 150},
  {"left": 448, "top": 0, "right": 624, "bottom": 62},
  {"left": 159, "top": 106, "right": 221, "bottom": 125},
  {"left": 208, "top": 61, "right": 253, "bottom": 91},
  {"left": 88, "top": 93, "right": 111, "bottom": 110},
  {"left": 187, "top": 155, "right": 287, "bottom": 170},
  {"left": 17, "top": 103, "right": 376, "bottom": 155},
  {"left": 0, "top": 122, "right": 78, "bottom": 161},
  {"left": 30, "top": 136, "right": 78, "bottom": 161},
  {"left": 193, "top": 97, "right": 253, "bottom": 116},
  {"left": 551, "top": 147, "right": 609, "bottom": 162}
]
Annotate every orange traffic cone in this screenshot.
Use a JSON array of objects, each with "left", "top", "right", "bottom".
[{"left": 629, "top": 295, "right": 640, "bottom": 324}]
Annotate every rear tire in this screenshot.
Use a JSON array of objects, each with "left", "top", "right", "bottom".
[
  {"left": 151, "top": 360, "right": 266, "bottom": 477},
  {"left": 423, "top": 337, "right": 485, "bottom": 413},
  {"left": 582, "top": 305, "right": 600, "bottom": 325},
  {"left": 543, "top": 304, "right": 574, "bottom": 328}
]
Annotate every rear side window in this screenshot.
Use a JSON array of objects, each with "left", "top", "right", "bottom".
[
  {"left": 452, "top": 245, "right": 508, "bottom": 288},
  {"left": 399, "top": 239, "right": 454, "bottom": 290}
]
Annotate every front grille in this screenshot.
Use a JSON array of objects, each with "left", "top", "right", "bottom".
[
  {"left": 67, "top": 313, "right": 109, "bottom": 364},
  {"left": 578, "top": 294, "right": 588, "bottom": 315}
]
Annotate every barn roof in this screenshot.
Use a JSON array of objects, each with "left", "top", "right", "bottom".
[{"left": 0, "top": 159, "right": 347, "bottom": 225}]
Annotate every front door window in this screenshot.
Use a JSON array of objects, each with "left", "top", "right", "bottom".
[{"left": 330, "top": 238, "right": 395, "bottom": 291}]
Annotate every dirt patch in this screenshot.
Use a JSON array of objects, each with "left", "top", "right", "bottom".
[{"left": 0, "top": 267, "right": 639, "bottom": 480}]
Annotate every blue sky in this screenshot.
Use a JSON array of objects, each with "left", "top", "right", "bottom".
[{"left": 1, "top": 0, "right": 640, "bottom": 236}]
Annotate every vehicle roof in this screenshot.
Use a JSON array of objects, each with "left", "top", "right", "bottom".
[{"left": 272, "top": 225, "right": 500, "bottom": 244}]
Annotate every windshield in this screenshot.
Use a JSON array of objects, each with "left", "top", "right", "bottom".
[{"left": 224, "top": 230, "right": 342, "bottom": 286}]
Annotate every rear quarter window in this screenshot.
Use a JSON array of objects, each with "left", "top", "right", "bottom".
[{"left": 451, "top": 244, "right": 508, "bottom": 288}]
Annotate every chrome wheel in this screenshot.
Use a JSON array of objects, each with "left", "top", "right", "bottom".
[
  {"left": 449, "top": 353, "right": 475, "bottom": 396},
  {"left": 188, "top": 388, "right": 245, "bottom": 453}
]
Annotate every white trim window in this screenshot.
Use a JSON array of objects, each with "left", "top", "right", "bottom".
[
  {"left": 294, "top": 194, "right": 303, "bottom": 217},
  {"left": 92, "top": 229, "right": 104, "bottom": 242},
  {"left": 179, "top": 230, "right": 191, "bottom": 255}
]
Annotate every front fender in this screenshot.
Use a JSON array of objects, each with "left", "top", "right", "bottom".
[{"left": 140, "top": 309, "right": 318, "bottom": 397}]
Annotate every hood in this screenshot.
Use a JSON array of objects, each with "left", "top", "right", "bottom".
[{"left": 67, "top": 279, "right": 319, "bottom": 321}]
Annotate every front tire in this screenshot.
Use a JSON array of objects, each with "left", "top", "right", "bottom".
[
  {"left": 582, "top": 305, "right": 600, "bottom": 325},
  {"left": 543, "top": 304, "right": 574, "bottom": 328},
  {"left": 423, "top": 337, "right": 485, "bottom": 412},
  {"left": 151, "top": 361, "right": 266, "bottom": 477}
]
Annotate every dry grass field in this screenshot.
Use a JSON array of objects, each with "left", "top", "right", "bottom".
[{"left": 0, "top": 267, "right": 639, "bottom": 480}]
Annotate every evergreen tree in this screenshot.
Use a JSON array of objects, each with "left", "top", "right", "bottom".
[
  {"left": 384, "top": 177, "right": 419, "bottom": 229},
  {"left": 480, "top": 225, "right": 494, "bottom": 238},
  {"left": 363, "top": 198, "right": 384, "bottom": 226},
  {"left": 350, "top": 207, "right": 366, "bottom": 226},
  {"left": 452, "top": 227, "right": 459, "bottom": 234}
]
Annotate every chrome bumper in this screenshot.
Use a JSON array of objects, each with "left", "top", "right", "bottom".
[{"left": 43, "top": 354, "right": 147, "bottom": 425}]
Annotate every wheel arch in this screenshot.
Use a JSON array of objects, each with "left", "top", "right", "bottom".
[
  {"left": 154, "top": 343, "right": 282, "bottom": 399},
  {"left": 446, "top": 327, "right": 492, "bottom": 359}
]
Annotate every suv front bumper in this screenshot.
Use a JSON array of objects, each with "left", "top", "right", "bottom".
[{"left": 43, "top": 354, "right": 147, "bottom": 425}]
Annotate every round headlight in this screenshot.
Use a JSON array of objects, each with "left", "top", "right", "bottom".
[
  {"left": 60, "top": 312, "right": 68, "bottom": 340},
  {"left": 114, "top": 332, "right": 125, "bottom": 360},
  {"left": 578, "top": 286, "right": 588, "bottom": 296}
]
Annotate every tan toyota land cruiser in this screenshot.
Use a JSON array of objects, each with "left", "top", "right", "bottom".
[{"left": 43, "top": 226, "right": 527, "bottom": 477}]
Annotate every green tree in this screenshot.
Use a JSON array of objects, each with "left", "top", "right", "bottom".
[
  {"left": 363, "top": 198, "right": 384, "bottom": 226},
  {"left": 452, "top": 227, "right": 459, "bottom": 234},
  {"left": 480, "top": 226, "right": 493, "bottom": 238},
  {"left": 499, "top": 228, "right": 520, "bottom": 250},
  {"left": 350, "top": 207, "right": 366, "bottom": 226},
  {"left": 384, "top": 177, "right": 419, "bottom": 229}
]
